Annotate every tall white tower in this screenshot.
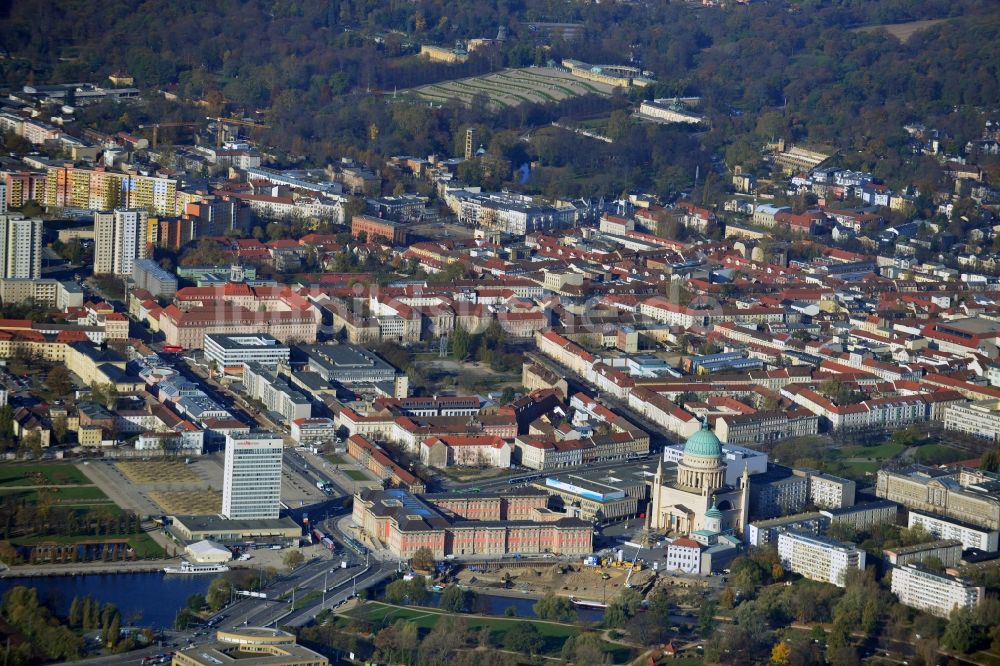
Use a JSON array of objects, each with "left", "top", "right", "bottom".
[
  {"left": 94, "top": 208, "right": 148, "bottom": 276},
  {"left": 0, "top": 215, "right": 42, "bottom": 279},
  {"left": 221, "top": 432, "right": 283, "bottom": 520}
]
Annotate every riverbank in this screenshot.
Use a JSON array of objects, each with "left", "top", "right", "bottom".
[{"left": 0, "top": 558, "right": 181, "bottom": 577}]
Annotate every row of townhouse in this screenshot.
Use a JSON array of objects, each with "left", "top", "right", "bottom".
[
  {"left": 627, "top": 387, "right": 701, "bottom": 440},
  {"left": 638, "top": 298, "right": 786, "bottom": 329},
  {"left": 346, "top": 434, "right": 426, "bottom": 493},
  {"left": 782, "top": 385, "right": 962, "bottom": 431},
  {"left": 337, "top": 407, "right": 518, "bottom": 455}
]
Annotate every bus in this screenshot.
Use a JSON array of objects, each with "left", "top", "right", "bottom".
[{"left": 162, "top": 344, "right": 183, "bottom": 353}]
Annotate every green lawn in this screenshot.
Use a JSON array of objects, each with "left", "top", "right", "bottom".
[
  {"left": 971, "top": 650, "right": 1000, "bottom": 666},
  {"left": 343, "top": 470, "right": 371, "bottom": 481},
  {"left": 912, "top": 443, "right": 966, "bottom": 465},
  {"left": 342, "top": 601, "right": 630, "bottom": 658},
  {"left": 0, "top": 464, "right": 90, "bottom": 487},
  {"left": 14, "top": 530, "right": 164, "bottom": 558},
  {"left": 437, "top": 467, "right": 517, "bottom": 483},
  {"left": 0, "top": 486, "right": 115, "bottom": 506},
  {"left": 324, "top": 454, "right": 349, "bottom": 465},
  {"left": 128, "top": 532, "right": 165, "bottom": 558},
  {"left": 839, "top": 461, "right": 882, "bottom": 477},
  {"left": 291, "top": 590, "right": 322, "bottom": 610},
  {"left": 834, "top": 443, "right": 905, "bottom": 460}
]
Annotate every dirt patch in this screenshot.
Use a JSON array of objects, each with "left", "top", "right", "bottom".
[
  {"left": 148, "top": 490, "right": 221, "bottom": 515},
  {"left": 117, "top": 461, "right": 200, "bottom": 484},
  {"left": 455, "top": 562, "right": 654, "bottom": 602},
  {"left": 853, "top": 18, "right": 947, "bottom": 43}
]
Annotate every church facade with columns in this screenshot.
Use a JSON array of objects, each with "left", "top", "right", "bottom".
[{"left": 649, "top": 420, "right": 750, "bottom": 536}]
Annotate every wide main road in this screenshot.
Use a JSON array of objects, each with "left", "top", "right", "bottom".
[{"left": 223, "top": 555, "right": 394, "bottom": 630}]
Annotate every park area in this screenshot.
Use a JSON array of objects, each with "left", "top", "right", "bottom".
[
  {"left": 410, "top": 67, "right": 614, "bottom": 110},
  {"left": 0, "top": 463, "right": 163, "bottom": 562},
  {"left": 340, "top": 600, "right": 633, "bottom": 662},
  {"left": 769, "top": 432, "right": 970, "bottom": 481},
  {"left": 853, "top": 18, "right": 948, "bottom": 43},
  {"left": 0, "top": 464, "right": 90, "bottom": 487}
]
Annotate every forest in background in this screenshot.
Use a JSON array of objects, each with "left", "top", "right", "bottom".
[{"left": 0, "top": 0, "right": 997, "bottom": 199}]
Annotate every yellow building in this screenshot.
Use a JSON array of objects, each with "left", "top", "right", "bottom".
[
  {"left": 65, "top": 342, "right": 143, "bottom": 392},
  {"left": 420, "top": 45, "right": 469, "bottom": 63},
  {"left": 172, "top": 627, "right": 328, "bottom": 666},
  {"left": 78, "top": 425, "right": 104, "bottom": 447},
  {"left": 561, "top": 59, "right": 655, "bottom": 88},
  {"left": 43, "top": 165, "right": 179, "bottom": 216}
]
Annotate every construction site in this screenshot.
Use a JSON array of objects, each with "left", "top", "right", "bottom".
[{"left": 443, "top": 550, "right": 712, "bottom": 606}]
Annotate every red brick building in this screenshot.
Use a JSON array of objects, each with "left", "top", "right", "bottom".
[{"left": 351, "top": 214, "right": 407, "bottom": 244}]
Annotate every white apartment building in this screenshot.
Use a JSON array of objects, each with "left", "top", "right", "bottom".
[
  {"left": 221, "top": 432, "right": 283, "bottom": 520},
  {"left": 290, "top": 417, "right": 338, "bottom": 444},
  {"left": 241, "top": 363, "right": 311, "bottom": 427},
  {"left": 0, "top": 279, "right": 83, "bottom": 309},
  {"left": 94, "top": 208, "right": 148, "bottom": 276},
  {"left": 456, "top": 192, "right": 575, "bottom": 235},
  {"left": 943, "top": 400, "right": 1000, "bottom": 443},
  {"left": 204, "top": 333, "right": 291, "bottom": 369},
  {"left": 908, "top": 510, "right": 1000, "bottom": 552},
  {"left": 793, "top": 468, "right": 856, "bottom": 509},
  {"left": 0, "top": 215, "right": 41, "bottom": 279},
  {"left": 777, "top": 531, "right": 866, "bottom": 587},
  {"left": 890, "top": 564, "right": 983, "bottom": 618},
  {"left": 665, "top": 537, "right": 703, "bottom": 574}
]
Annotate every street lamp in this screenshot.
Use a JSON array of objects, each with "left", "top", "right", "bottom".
[{"left": 322, "top": 569, "right": 334, "bottom": 607}]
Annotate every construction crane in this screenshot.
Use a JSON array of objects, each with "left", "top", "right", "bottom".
[
  {"left": 207, "top": 116, "right": 272, "bottom": 148},
  {"left": 624, "top": 548, "right": 641, "bottom": 588},
  {"left": 137, "top": 121, "right": 203, "bottom": 148}
]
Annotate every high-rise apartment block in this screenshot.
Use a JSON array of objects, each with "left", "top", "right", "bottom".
[
  {"left": 94, "top": 208, "right": 148, "bottom": 276},
  {"left": 221, "top": 432, "right": 283, "bottom": 520},
  {"left": 43, "top": 164, "right": 179, "bottom": 216},
  {"left": 890, "top": 564, "right": 983, "bottom": 618},
  {"left": 0, "top": 215, "right": 42, "bottom": 279},
  {"left": 777, "top": 530, "right": 866, "bottom": 587}
]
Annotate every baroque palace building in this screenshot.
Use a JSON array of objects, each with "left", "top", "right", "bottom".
[{"left": 352, "top": 487, "right": 592, "bottom": 559}]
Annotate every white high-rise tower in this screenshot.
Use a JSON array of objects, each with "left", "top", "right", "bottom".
[
  {"left": 0, "top": 215, "right": 42, "bottom": 279},
  {"left": 94, "top": 208, "right": 148, "bottom": 276},
  {"left": 221, "top": 432, "right": 283, "bottom": 520}
]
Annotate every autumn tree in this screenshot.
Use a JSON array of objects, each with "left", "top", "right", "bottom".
[
  {"left": 410, "top": 547, "right": 434, "bottom": 572},
  {"left": 46, "top": 366, "right": 72, "bottom": 398},
  {"left": 282, "top": 549, "right": 305, "bottom": 569}
]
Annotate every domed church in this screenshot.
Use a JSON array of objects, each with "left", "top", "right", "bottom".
[{"left": 649, "top": 419, "right": 749, "bottom": 536}]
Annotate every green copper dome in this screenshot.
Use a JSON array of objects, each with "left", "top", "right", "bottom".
[
  {"left": 705, "top": 501, "right": 723, "bottom": 520},
  {"left": 683, "top": 420, "right": 723, "bottom": 458}
]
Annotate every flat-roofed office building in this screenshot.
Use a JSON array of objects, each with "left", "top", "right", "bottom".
[
  {"left": 222, "top": 432, "right": 283, "bottom": 520},
  {"left": 205, "top": 333, "right": 290, "bottom": 370}
]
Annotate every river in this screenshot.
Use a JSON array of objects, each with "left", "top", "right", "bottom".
[
  {"left": 418, "top": 590, "right": 605, "bottom": 623},
  {"left": 0, "top": 572, "right": 604, "bottom": 630},
  {"left": 0, "top": 572, "right": 217, "bottom": 628}
]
